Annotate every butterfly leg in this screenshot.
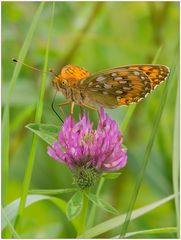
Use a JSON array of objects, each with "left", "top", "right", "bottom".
[
  {"left": 79, "top": 106, "right": 84, "bottom": 116},
  {"left": 70, "top": 101, "right": 75, "bottom": 115},
  {"left": 80, "top": 103, "right": 100, "bottom": 117},
  {"left": 59, "top": 101, "right": 71, "bottom": 117}
]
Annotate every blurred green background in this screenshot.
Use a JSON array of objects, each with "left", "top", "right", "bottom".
[{"left": 2, "top": 1, "right": 179, "bottom": 238}]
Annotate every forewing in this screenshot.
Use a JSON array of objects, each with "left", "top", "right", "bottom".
[{"left": 78, "top": 68, "right": 152, "bottom": 107}]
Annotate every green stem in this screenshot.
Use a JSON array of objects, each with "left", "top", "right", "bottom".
[
  {"left": 87, "top": 177, "right": 105, "bottom": 228},
  {"left": 77, "top": 191, "right": 89, "bottom": 236},
  {"left": 15, "top": 135, "right": 38, "bottom": 225}
]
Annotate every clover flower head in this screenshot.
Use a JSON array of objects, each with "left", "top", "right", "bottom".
[{"left": 48, "top": 108, "right": 127, "bottom": 189}]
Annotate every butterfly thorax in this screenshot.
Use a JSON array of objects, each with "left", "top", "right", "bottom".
[{"left": 52, "top": 64, "right": 91, "bottom": 103}]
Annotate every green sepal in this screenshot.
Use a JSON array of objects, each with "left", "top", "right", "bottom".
[
  {"left": 102, "top": 172, "right": 122, "bottom": 179},
  {"left": 86, "top": 192, "right": 119, "bottom": 215},
  {"left": 66, "top": 191, "right": 84, "bottom": 220}
]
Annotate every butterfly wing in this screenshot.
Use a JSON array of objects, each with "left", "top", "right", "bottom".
[
  {"left": 115, "top": 64, "right": 170, "bottom": 90},
  {"left": 78, "top": 68, "right": 152, "bottom": 107}
]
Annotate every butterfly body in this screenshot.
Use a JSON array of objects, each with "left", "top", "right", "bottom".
[{"left": 52, "top": 64, "right": 170, "bottom": 109}]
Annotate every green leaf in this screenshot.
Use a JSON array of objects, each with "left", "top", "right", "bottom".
[
  {"left": 86, "top": 192, "right": 119, "bottom": 215},
  {"left": 66, "top": 192, "right": 84, "bottom": 220},
  {"left": 29, "top": 188, "right": 77, "bottom": 195},
  {"left": 2, "top": 208, "right": 20, "bottom": 238},
  {"left": 2, "top": 194, "right": 79, "bottom": 233},
  {"left": 124, "top": 227, "right": 177, "bottom": 238},
  {"left": 25, "top": 222, "right": 62, "bottom": 238},
  {"left": 2, "top": 195, "right": 57, "bottom": 230},
  {"left": 78, "top": 194, "right": 177, "bottom": 238},
  {"left": 102, "top": 172, "right": 122, "bottom": 180},
  {"left": 26, "top": 123, "right": 60, "bottom": 145}
]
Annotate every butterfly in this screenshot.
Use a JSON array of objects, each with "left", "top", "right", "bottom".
[{"left": 52, "top": 64, "right": 170, "bottom": 114}]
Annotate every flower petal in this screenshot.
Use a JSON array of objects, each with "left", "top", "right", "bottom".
[{"left": 47, "top": 107, "right": 127, "bottom": 173}]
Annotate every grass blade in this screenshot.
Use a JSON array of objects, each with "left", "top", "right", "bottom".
[
  {"left": 2, "top": 1, "right": 44, "bottom": 207},
  {"left": 15, "top": 2, "right": 55, "bottom": 227},
  {"left": 120, "top": 58, "right": 177, "bottom": 237},
  {"left": 2, "top": 107, "right": 10, "bottom": 206},
  {"left": 88, "top": 46, "right": 165, "bottom": 228},
  {"left": 123, "top": 227, "right": 176, "bottom": 238},
  {"left": 78, "top": 194, "right": 176, "bottom": 238},
  {"left": 2, "top": 208, "right": 20, "bottom": 238},
  {"left": 172, "top": 83, "right": 179, "bottom": 237},
  {"left": 152, "top": 45, "right": 163, "bottom": 64},
  {"left": 121, "top": 105, "right": 136, "bottom": 134}
]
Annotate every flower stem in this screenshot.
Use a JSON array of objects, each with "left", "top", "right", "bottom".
[
  {"left": 87, "top": 177, "right": 105, "bottom": 228},
  {"left": 77, "top": 190, "right": 89, "bottom": 236}
]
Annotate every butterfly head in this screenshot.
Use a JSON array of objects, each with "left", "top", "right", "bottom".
[
  {"left": 52, "top": 64, "right": 91, "bottom": 90},
  {"left": 52, "top": 75, "right": 69, "bottom": 91}
]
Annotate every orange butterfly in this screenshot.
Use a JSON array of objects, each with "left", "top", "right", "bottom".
[{"left": 52, "top": 64, "right": 170, "bottom": 114}]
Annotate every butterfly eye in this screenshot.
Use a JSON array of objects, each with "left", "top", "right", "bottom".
[{"left": 62, "top": 79, "right": 68, "bottom": 85}]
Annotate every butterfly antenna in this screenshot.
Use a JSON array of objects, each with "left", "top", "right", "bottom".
[
  {"left": 12, "top": 58, "right": 59, "bottom": 77},
  {"left": 48, "top": 68, "right": 59, "bottom": 78},
  {"left": 13, "top": 58, "right": 63, "bottom": 122},
  {"left": 12, "top": 58, "right": 48, "bottom": 73},
  {"left": 12, "top": 58, "right": 63, "bottom": 122},
  {"left": 51, "top": 91, "right": 64, "bottom": 123}
]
